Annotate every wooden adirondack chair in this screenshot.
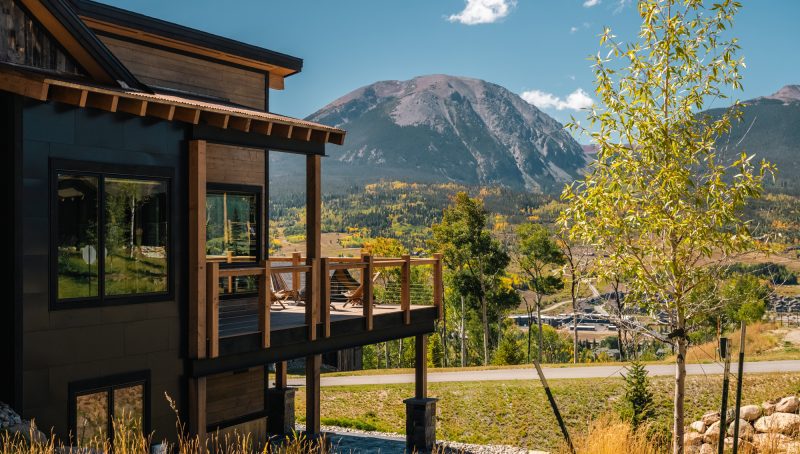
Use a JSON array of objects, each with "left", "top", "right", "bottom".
[{"left": 342, "top": 271, "right": 381, "bottom": 308}]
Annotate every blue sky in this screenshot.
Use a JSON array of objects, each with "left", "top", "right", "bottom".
[{"left": 101, "top": 0, "right": 798, "bottom": 141}]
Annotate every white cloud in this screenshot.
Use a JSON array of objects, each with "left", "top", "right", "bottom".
[
  {"left": 447, "top": 0, "right": 516, "bottom": 25},
  {"left": 520, "top": 88, "right": 594, "bottom": 111},
  {"left": 569, "top": 26, "right": 579, "bottom": 34},
  {"left": 582, "top": 0, "right": 601, "bottom": 7}
]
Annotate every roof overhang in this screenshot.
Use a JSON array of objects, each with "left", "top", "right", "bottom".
[{"left": 0, "top": 65, "right": 345, "bottom": 146}]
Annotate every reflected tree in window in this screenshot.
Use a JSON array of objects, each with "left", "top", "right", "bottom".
[
  {"left": 57, "top": 175, "right": 99, "bottom": 299},
  {"left": 206, "top": 190, "right": 258, "bottom": 262}
]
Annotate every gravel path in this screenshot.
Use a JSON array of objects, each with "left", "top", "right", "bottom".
[
  {"left": 288, "top": 359, "right": 800, "bottom": 387},
  {"left": 296, "top": 425, "right": 545, "bottom": 453}
]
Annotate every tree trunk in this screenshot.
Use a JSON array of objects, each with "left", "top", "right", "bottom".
[
  {"left": 536, "top": 304, "right": 544, "bottom": 364},
  {"left": 442, "top": 294, "right": 448, "bottom": 367},
  {"left": 573, "top": 312, "right": 579, "bottom": 364},
  {"left": 460, "top": 295, "right": 466, "bottom": 367},
  {"left": 481, "top": 297, "right": 489, "bottom": 365},
  {"left": 672, "top": 328, "right": 687, "bottom": 454}
]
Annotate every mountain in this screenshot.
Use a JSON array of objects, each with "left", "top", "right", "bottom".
[
  {"left": 705, "top": 84, "right": 800, "bottom": 191},
  {"left": 287, "top": 75, "right": 587, "bottom": 192}
]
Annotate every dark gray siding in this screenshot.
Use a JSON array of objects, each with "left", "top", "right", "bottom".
[{"left": 21, "top": 99, "right": 188, "bottom": 442}]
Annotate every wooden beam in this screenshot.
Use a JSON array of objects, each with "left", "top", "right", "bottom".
[
  {"left": 49, "top": 85, "right": 87, "bottom": 107},
  {"left": 85, "top": 92, "right": 118, "bottom": 112},
  {"left": 275, "top": 361, "right": 288, "bottom": 389},
  {"left": 268, "top": 72, "right": 285, "bottom": 90},
  {"left": 174, "top": 106, "right": 201, "bottom": 124},
  {"left": 259, "top": 260, "right": 271, "bottom": 348},
  {"left": 329, "top": 132, "right": 346, "bottom": 146},
  {"left": 291, "top": 252, "right": 302, "bottom": 295},
  {"left": 188, "top": 377, "right": 207, "bottom": 441},
  {"left": 147, "top": 102, "right": 175, "bottom": 121},
  {"left": 117, "top": 97, "right": 147, "bottom": 116},
  {"left": 250, "top": 120, "right": 271, "bottom": 135},
  {"left": 433, "top": 253, "right": 444, "bottom": 321},
  {"left": 401, "top": 254, "right": 411, "bottom": 325},
  {"left": 0, "top": 71, "right": 49, "bottom": 100},
  {"left": 306, "top": 155, "right": 321, "bottom": 259},
  {"left": 320, "top": 258, "right": 331, "bottom": 338},
  {"left": 228, "top": 116, "right": 252, "bottom": 133},
  {"left": 189, "top": 140, "right": 207, "bottom": 359},
  {"left": 271, "top": 123, "right": 291, "bottom": 139},
  {"left": 206, "top": 262, "right": 220, "bottom": 358},
  {"left": 309, "top": 129, "right": 329, "bottom": 144},
  {"left": 415, "top": 335, "right": 428, "bottom": 399},
  {"left": 305, "top": 354, "right": 321, "bottom": 435},
  {"left": 290, "top": 126, "right": 311, "bottom": 142},
  {"left": 305, "top": 258, "right": 320, "bottom": 341},
  {"left": 202, "top": 111, "right": 230, "bottom": 129},
  {"left": 362, "top": 254, "right": 374, "bottom": 331}
]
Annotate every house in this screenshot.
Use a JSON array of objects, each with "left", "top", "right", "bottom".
[{"left": 0, "top": 0, "right": 443, "bottom": 450}]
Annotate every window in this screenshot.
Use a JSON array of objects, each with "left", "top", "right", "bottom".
[
  {"left": 53, "top": 160, "right": 171, "bottom": 307},
  {"left": 69, "top": 372, "right": 149, "bottom": 446},
  {"left": 206, "top": 184, "right": 261, "bottom": 264}
]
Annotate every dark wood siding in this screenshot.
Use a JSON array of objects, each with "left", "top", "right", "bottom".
[
  {"left": 20, "top": 99, "right": 189, "bottom": 441},
  {"left": 98, "top": 35, "right": 266, "bottom": 110},
  {"left": 206, "top": 367, "right": 265, "bottom": 426},
  {"left": 0, "top": 0, "right": 84, "bottom": 75}
]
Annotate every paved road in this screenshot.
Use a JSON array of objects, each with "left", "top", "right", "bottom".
[{"left": 287, "top": 359, "right": 800, "bottom": 387}]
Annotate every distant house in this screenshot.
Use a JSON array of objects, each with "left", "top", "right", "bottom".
[{"left": 0, "top": 0, "right": 442, "bottom": 450}]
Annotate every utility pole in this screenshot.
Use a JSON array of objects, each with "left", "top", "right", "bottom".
[
  {"left": 732, "top": 322, "right": 747, "bottom": 454},
  {"left": 718, "top": 337, "right": 731, "bottom": 454},
  {"left": 532, "top": 359, "right": 574, "bottom": 453}
]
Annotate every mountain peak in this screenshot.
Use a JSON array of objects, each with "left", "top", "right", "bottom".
[
  {"left": 766, "top": 85, "right": 800, "bottom": 103},
  {"left": 306, "top": 75, "right": 585, "bottom": 192}
]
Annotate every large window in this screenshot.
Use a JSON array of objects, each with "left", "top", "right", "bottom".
[
  {"left": 69, "top": 372, "right": 149, "bottom": 446},
  {"left": 53, "top": 161, "right": 171, "bottom": 307},
  {"left": 206, "top": 184, "right": 261, "bottom": 264}
]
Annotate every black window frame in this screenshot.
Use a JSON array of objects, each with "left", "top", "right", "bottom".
[
  {"left": 68, "top": 370, "right": 151, "bottom": 447},
  {"left": 50, "top": 159, "right": 174, "bottom": 310},
  {"left": 206, "top": 182, "right": 264, "bottom": 267}
]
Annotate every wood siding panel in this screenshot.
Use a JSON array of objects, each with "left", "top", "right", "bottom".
[
  {"left": 206, "top": 367, "right": 265, "bottom": 425},
  {"left": 99, "top": 36, "right": 265, "bottom": 110}
]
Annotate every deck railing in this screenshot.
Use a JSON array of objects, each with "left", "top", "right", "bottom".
[{"left": 202, "top": 253, "right": 443, "bottom": 358}]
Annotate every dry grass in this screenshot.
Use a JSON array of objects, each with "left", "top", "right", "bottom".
[
  {"left": 563, "top": 415, "right": 667, "bottom": 454},
  {"left": 677, "top": 322, "right": 794, "bottom": 364}
]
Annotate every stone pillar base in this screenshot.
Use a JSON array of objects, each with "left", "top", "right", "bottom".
[
  {"left": 404, "top": 397, "right": 438, "bottom": 452},
  {"left": 267, "top": 387, "right": 296, "bottom": 436}
]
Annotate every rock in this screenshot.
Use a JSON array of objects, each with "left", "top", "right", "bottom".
[
  {"left": 684, "top": 431, "right": 704, "bottom": 447},
  {"left": 6, "top": 420, "right": 48, "bottom": 444},
  {"left": 753, "top": 432, "right": 791, "bottom": 450},
  {"left": 703, "top": 421, "right": 722, "bottom": 444},
  {"left": 763, "top": 400, "right": 778, "bottom": 416},
  {"left": 701, "top": 411, "right": 721, "bottom": 426},
  {"left": 0, "top": 402, "right": 23, "bottom": 429},
  {"left": 754, "top": 412, "right": 800, "bottom": 435},
  {"left": 739, "top": 405, "right": 762, "bottom": 422},
  {"left": 689, "top": 420, "right": 706, "bottom": 433},
  {"left": 787, "top": 441, "right": 800, "bottom": 454},
  {"left": 776, "top": 396, "right": 800, "bottom": 413},
  {"left": 699, "top": 443, "right": 714, "bottom": 454},
  {"left": 727, "top": 419, "right": 755, "bottom": 440}
]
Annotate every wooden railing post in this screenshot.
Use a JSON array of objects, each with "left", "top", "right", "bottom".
[
  {"left": 188, "top": 140, "right": 206, "bottom": 359},
  {"left": 401, "top": 254, "right": 411, "bottom": 325},
  {"left": 292, "top": 251, "right": 301, "bottom": 293},
  {"left": 320, "top": 258, "right": 331, "bottom": 338},
  {"left": 259, "top": 260, "right": 271, "bottom": 348},
  {"left": 205, "top": 262, "right": 219, "bottom": 358},
  {"left": 362, "top": 254, "right": 374, "bottom": 331},
  {"left": 188, "top": 377, "right": 207, "bottom": 441},
  {"left": 305, "top": 258, "right": 320, "bottom": 341},
  {"left": 433, "top": 253, "right": 444, "bottom": 321}
]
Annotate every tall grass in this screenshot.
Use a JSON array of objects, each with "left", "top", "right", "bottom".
[{"left": 563, "top": 415, "right": 668, "bottom": 454}]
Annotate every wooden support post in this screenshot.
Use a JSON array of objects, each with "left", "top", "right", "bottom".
[
  {"left": 275, "top": 361, "right": 288, "bottom": 389},
  {"left": 188, "top": 377, "right": 207, "bottom": 441},
  {"left": 305, "top": 258, "right": 320, "bottom": 341},
  {"left": 321, "top": 258, "right": 331, "bottom": 337},
  {"left": 306, "top": 155, "right": 321, "bottom": 260},
  {"left": 189, "top": 140, "right": 207, "bottom": 359},
  {"left": 292, "top": 252, "right": 301, "bottom": 294},
  {"left": 305, "top": 354, "right": 322, "bottom": 436},
  {"left": 415, "top": 334, "right": 428, "bottom": 399},
  {"left": 433, "top": 253, "right": 444, "bottom": 321},
  {"left": 206, "top": 262, "right": 219, "bottom": 358},
  {"left": 362, "top": 254, "right": 374, "bottom": 331},
  {"left": 259, "top": 260, "right": 271, "bottom": 348},
  {"left": 401, "top": 254, "right": 411, "bottom": 325}
]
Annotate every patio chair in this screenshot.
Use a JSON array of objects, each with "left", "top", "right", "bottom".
[
  {"left": 272, "top": 272, "right": 301, "bottom": 304},
  {"left": 342, "top": 271, "right": 381, "bottom": 308}
]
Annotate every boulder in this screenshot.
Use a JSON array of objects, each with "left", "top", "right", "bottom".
[
  {"left": 727, "top": 419, "right": 755, "bottom": 440},
  {"left": 689, "top": 420, "right": 706, "bottom": 433},
  {"left": 763, "top": 400, "right": 778, "bottom": 416},
  {"left": 701, "top": 411, "right": 721, "bottom": 426},
  {"left": 0, "top": 402, "right": 23, "bottom": 429},
  {"left": 703, "top": 421, "right": 722, "bottom": 444},
  {"left": 5, "top": 420, "right": 48, "bottom": 444},
  {"left": 786, "top": 441, "right": 800, "bottom": 454},
  {"left": 776, "top": 396, "right": 800, "bottom": 414},
  {"left": 754, "top": 412, "right": 800, "bottom": 435},
  {"left": 739, "top": 405, "right": 762, "bottom": 422},
  {"left": 699, "top": 443, "right": 714, "bottom": 454},
  {"left": 753, "top": 432, "right": 791, "bottom": 449},
  {"left": 684, "top": 431, "right": 704, "bottom": 447},
  {"left": 722, "top": 437, "right": 756, "bottom": 453}
]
